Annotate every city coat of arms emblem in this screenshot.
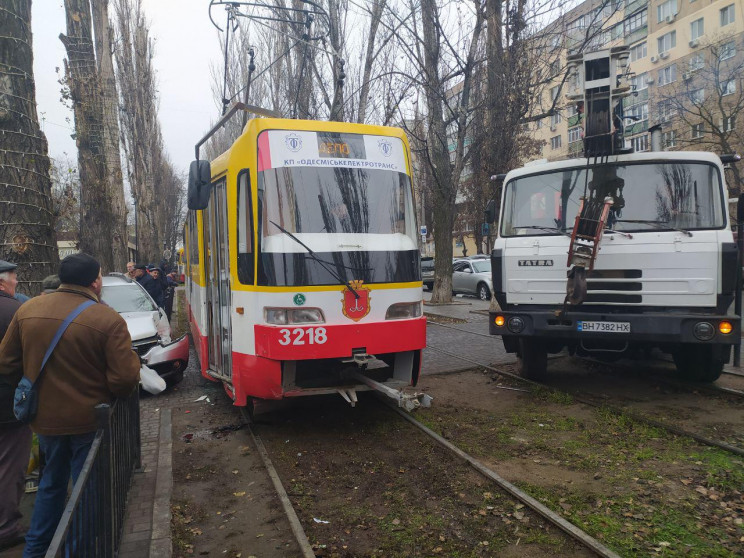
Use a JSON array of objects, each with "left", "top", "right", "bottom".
[{"left": 342, "top": 280, "right": 371, "bottom": 322}]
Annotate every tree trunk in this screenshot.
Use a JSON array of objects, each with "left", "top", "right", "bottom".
[
  {"left": 327, "top": 0, "right": 345, "bottom": 122},
  {"left": 0, "top": 0, "right": 59, "bottom": 295},
  {"left": 357, "top": 0, "right": 385, "bottom": 124},
  {"left": 61, "top": 0, "right": 118, "bottom": 273},
  {"left": 420, "top": 0, "right": 455, "bottom": 303},
  {"left": 91, "top": 0, "right": 128, "bottom": 270}
]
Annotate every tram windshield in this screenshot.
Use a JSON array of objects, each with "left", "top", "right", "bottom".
[
  {"left": 253, "top": 130, "right": 420, "bottom": 287},
  {"left": 500, "top": 161, "right": 725, "bottom": 237}
]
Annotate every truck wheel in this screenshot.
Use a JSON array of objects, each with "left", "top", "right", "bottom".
[
  {"left": 478, "top": 283, "right": 491, "bottom": 300},
  {"left": 672, "top": 345, "right": 724, "bottom": 382},
  {"left": 518, "top": 338, "right": 548, "bottom": 380}
]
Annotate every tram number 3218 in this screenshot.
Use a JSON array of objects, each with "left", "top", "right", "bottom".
[{"left": 278, "top": 327, "right": 328, "bottom": 346}]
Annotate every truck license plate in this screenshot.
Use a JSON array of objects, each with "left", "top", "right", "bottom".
[{"left": 577, "top": 321, "right": 631, "bottom": 333}]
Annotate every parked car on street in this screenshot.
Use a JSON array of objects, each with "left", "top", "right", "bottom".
[
  {"left": 421, "top": 257, "right": 435, "bottom": 290},
  {"left": 101, "top": 274, "right": 189, "bottom": 385},
  {"left": 452, "top": 258, "right": 493, "bottom": 300}
]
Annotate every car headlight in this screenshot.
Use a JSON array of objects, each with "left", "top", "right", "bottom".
[
  {"left": 385, "top": 302, "right": 422, "bottom": 320},
  {"left": 264, "top": 307, "right": 325, "bottom": 324}
]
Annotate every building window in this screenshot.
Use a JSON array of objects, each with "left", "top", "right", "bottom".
[
  {"left": 631, "top": 72, "right": 648, "bottom": 91},
  {"left": 537, "top": 119, "right": 543, "bottom": 129},
  {"left": 624, "top": 9, "right": 647, "bottom": 36},
  {"left": 629, "top": 41, "right": 647, "bottom": 62},
  {"left": 567, "top": 104, "right": 579, "bottom": 117},
  {"left": 689, "top": 52, "right": 705, "bottom": 71},
  {"left": 631, "top": 134, "right": 649, "bottom": 152},
  {"left": 657, "top": 31, "right": 676, "bottom": 55},
  {"left": 691, "top": 123, "right": 704, "bottom": 138},
  {"left": 551, "top": 135, "right": 562, "bottom": 150},
  {"left": 658, "top": 64, "right": 677, "bottom": 86},
  {"left": 550, "top": 85, "right": 560, "bottom": 101},
  {"left": 721, "top": 116, "right": 735, "bottom": 132},
  {"left": 568, "top": 126, "right": 582, "bottom": 143},
  {"left": 570, "top": 15, "right": 586, "bottom": 30},
  {"left": 662, "top": 130, "right": 677, "bottom": 148},
  {"left": 720, "top": 4, "right": 735, "bottom": 27},
  {"left": 657, "top": 0, "right": 678, "bottom": 23},
  {"left": 719, "top": 41, "right": 736, "bottom": 61},
  {"left": 551, "top": 112, "right": 562, "bottom": 126},
  {"left": 658, "top": 99, "right": 676, "bottom": 122},
  {"left": 690, "top": 18, "right": 704, "bottom": 41},
  {"left": 721, "top": 79, "right": 736, "bottom": 96},
  {"left": 690, "top": 88, "right": 705, "bottom": 104},
  {"left": 550, "top": 34, "right": 561, "bottom": 48},
  {"left": 626, "top": 102, "right": 648, "bottom": 122}
]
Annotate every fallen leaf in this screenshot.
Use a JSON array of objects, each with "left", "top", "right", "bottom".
[
  {"left": 392, "top": 518, "right": 401, "bottom": 525},
  {"left": 233, "top": 491, "right": 246, "bottom": 497}
]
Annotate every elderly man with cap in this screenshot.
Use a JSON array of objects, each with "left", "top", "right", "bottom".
[
  {"left": 0, "top": 259, "right": 31, "bottom": 552},
  {"left": 132, "top": 263, "right": 163, "bottom": 308},
  {"left": 0, "top": 253, "right": 140, "bottom": 557}
]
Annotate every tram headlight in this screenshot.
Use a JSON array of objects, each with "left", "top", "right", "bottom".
[
  {"left": 385, "top": 302, "right": 422, "bottom": 320},
  {"left": 265, "top": 307, "right": 326, "bottom": 324},
  {"left": 265, "top": 308, "right": 289, "bottom": 325},
  {"left": 289, "top": 308, "right": 325, "bottom": 324},
  {"left": 693, "top": 321, "right": 715, "bottom": 341}
]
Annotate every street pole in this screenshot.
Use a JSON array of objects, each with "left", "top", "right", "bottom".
[{"left": 133, "top": 196, "right": 139, "bottom": 262}]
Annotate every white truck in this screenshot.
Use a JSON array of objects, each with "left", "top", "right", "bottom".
[{"left": 487, "top": 48, "right": 741, "bottom": 382}]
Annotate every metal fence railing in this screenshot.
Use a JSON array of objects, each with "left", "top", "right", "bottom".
[{"left": 45, "top": 390, "right": 141, "bottom": 558}]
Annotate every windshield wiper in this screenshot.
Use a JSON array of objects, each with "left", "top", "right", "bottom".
[
  {"left": 269, "top": 220, "right": 360, "bottom": 299},
  {"left": 513, "top": 226, "right": 571, "bottom": 237},
  {"left": 614, "top": 219, "right": 692, "bottom": 237},
  {"left": 604, "top": 229, "right": 633, "bottom": 239}
]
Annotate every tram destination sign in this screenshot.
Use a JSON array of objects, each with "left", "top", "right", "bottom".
[{"left": 258, "top": 130, "right": 408, "bottom": 174}]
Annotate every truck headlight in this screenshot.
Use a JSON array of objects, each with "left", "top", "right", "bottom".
[
  {"left": 693, "top": 322, "right": 715, "bottom": 341},
  {"left": 507, "top": 316, "right": 525, "bottom": 333},
  {"left": 265, "top": 307, "right": 325, "bottom": 324},
  {"left": 386, "top": 302, "right": 422, "bottom": 320}
]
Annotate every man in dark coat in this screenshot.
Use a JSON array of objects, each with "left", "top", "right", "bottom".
[
  {"left": 0, "top": 260, "right": 31, "bottom": 552},
  {"left": 0, "top": 253, "right": 140, "bottom": 557},
  {"left": 133, "top": 264, "right": 163, "bottom": 308}
]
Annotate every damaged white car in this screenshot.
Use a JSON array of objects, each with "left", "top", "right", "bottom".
[{"left": 101, "top": 274, "right": 189, "bottom": 385}]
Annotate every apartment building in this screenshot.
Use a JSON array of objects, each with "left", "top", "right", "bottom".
[{"left": 533, "top": 0, "right": 744, "bottom": 167}]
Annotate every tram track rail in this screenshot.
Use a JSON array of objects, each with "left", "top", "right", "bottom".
[
  {"left": 425, "top": 343, "right": 744, "bottom": 458},
  {"left": 238, "top": 392, "right": 621, "bottom": 558}
]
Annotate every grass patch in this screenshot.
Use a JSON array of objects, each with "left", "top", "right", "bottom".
[{"left": 171, "top": 499, "right": 206, "bottom": 556}]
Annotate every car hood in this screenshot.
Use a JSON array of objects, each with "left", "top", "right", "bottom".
[{"left": 120, "top": 311, "right": 161, "bottom": 342}]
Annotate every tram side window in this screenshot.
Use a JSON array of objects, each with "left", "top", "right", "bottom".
[
  {"left": 188, "top": 213, "right": 199, "bottom": 265},
  {"left": 237, "top": 171, "right": 254, "bottom": 284}
]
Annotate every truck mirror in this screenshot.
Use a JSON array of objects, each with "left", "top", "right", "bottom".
[
  {"left": 188, "top": 160, "right": 211, "bottom": 210},
  {"left": 484, "top": 199, "right": 497, "bottom": 224}
]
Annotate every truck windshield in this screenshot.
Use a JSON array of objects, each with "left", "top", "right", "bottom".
[
  {"left": 501, "top": 162, "right": 724, "bottom": 237},
  {"left": 258, "top": 166, "right": 419, "bottom": 286}
]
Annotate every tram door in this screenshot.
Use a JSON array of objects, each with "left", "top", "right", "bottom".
[{"left": 204, "top": 179, "right": 233, "bottom": 379}]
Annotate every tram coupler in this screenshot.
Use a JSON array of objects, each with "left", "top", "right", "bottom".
[
  {"left": 342, "top": 350, "right": 376, "bottom": 368},
  {"left": 350, "top": 372, "right": 433, "bottom": 412},
  {"left": 337, "top": 388, "right": 358, "bottom": 407}
]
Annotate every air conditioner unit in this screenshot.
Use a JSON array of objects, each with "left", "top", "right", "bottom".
[
  {"left": 660, "top": 51, "right": 669, "bottom": 59},
  {"left": 550, "top": 124, "right": 557, "bottom": 132},
  {"left": 689, "top": 39, "right": 699, "bottom": 48},
  {"left": 646, "top": 77, "right": 655, "bottom": 84},
  {"left": 665, "top": 14, "right": 675, "bottom": 23},
  {"left": 683, "top": 72, "right": 692, "bottom": 81},
  {"left": 650, "top": 55, "right": 659, "bottom": 63}
]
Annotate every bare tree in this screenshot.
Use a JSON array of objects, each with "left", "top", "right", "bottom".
[
  {"left": 0, "top": 0, "right": 59, "bottom": 295},
  {"left": 115, "top": 0, "right": 167, "bottom": 263},
  {"left": 91, "top": 0, "right": 129, "bottom": 270},
  {"left": 50, "top": 155, "right": 81, "bottom": 236},
  {"left": 60, "top": 0, "right": 122, "bottom": 272},
  {"left": 656, "top": 35, "right": 744, "bottom": 190}
]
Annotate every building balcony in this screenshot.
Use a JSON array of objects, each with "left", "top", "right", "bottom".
[
  {"left": 624, "top": 25, "right": 648, "bottom": 45},
  {"left": 624, "top": 0, "right": 647, "bottom": 16},
  {"left": 625, "top": 119, "right": 649, "bottom": 136}
]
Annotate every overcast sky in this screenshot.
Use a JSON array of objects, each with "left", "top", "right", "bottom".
[{"left": 32, "top": 0, "right": 222, "bottom": 176}]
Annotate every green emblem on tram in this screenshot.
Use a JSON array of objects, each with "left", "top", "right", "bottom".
[{"left": 293, "top": 293, "right": 306, "bottom": 306}]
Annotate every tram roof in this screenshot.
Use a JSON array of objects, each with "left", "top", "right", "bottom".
[{"left": 209, "top": 117, "right": 410, "bottom": 178}]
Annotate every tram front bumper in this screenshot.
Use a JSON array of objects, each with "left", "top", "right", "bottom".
[{"left": 254, "top": 317, "right": 427, "bottom": 361}]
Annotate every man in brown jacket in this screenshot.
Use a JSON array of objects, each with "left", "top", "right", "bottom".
[
  {"left": 0, "top": 259, "right": 30, "bottom": 552},
  {"left": 0, "top": 253, "right": 140, "bottom": 557}
]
